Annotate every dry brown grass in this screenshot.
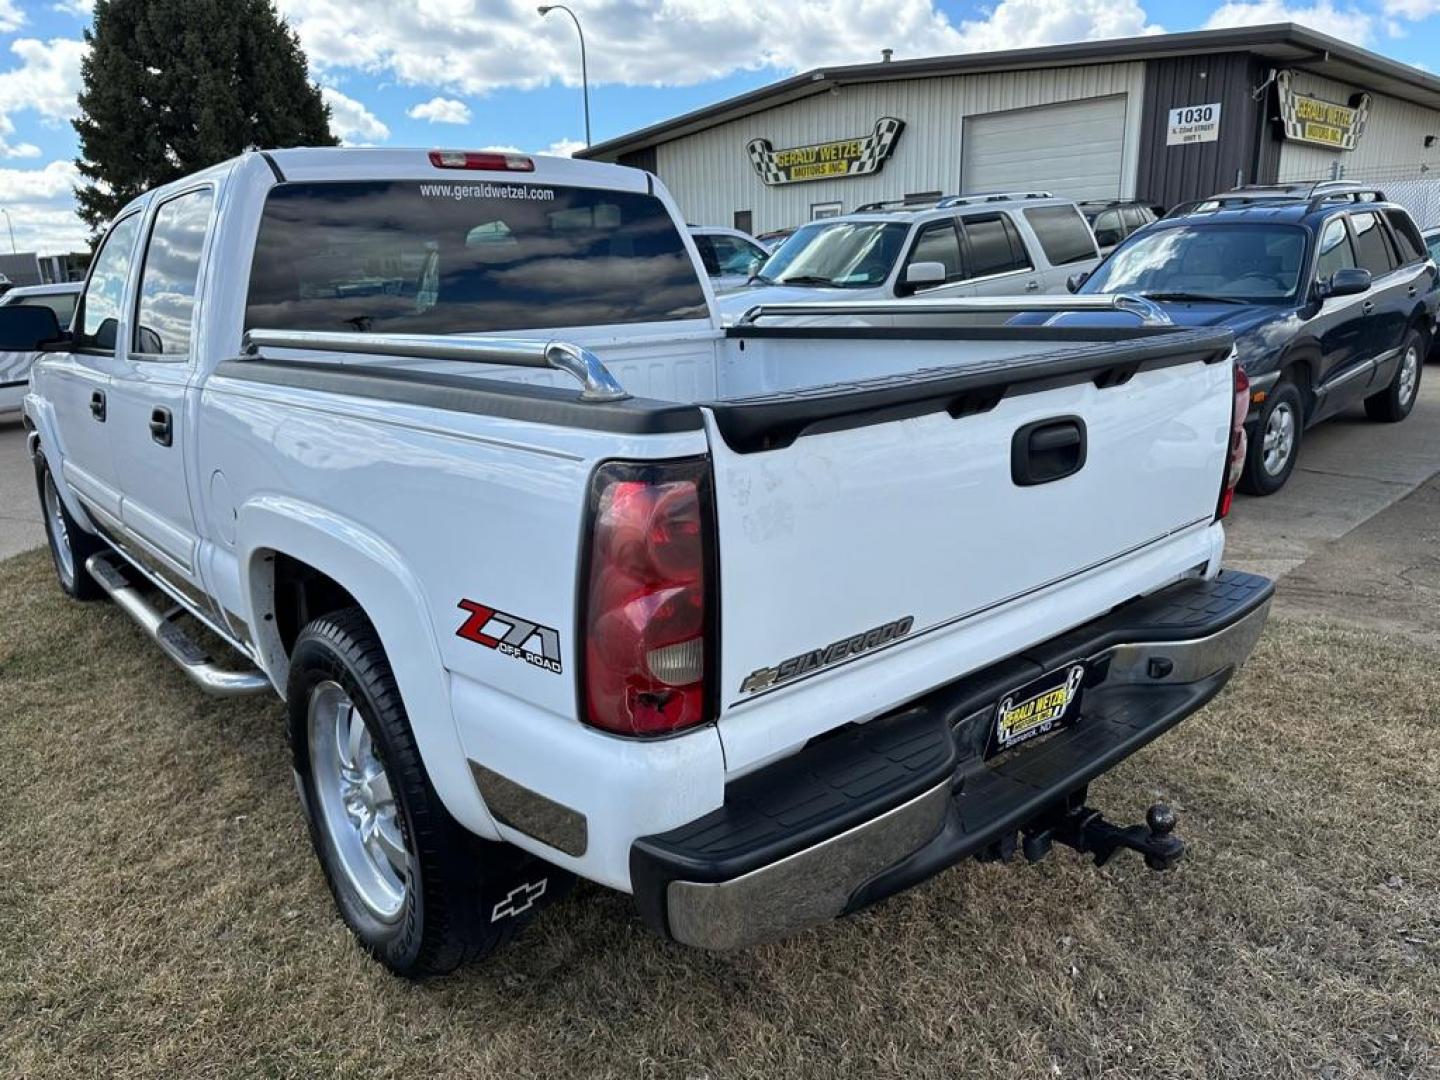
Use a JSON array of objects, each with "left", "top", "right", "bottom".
[{"left": 1, "top": 546, "right": 1437, "bottom": 1079}]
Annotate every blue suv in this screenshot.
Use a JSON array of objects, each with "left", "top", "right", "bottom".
[{"left": 1064, "top": 183, "right": 1436, "bottom": 495}]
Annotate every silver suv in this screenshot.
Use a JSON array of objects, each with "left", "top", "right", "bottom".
[{"left": 716, "top": 192, "right": 1101, "bottom": 317}]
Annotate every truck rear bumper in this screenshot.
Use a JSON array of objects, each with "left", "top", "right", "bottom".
[{"left": 630, "top": 569, "right": 1273, "bottom": 950}]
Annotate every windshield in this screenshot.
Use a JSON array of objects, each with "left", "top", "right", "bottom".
[
  {"left": 1083, "top": 224, "right": 1308, "bottom": 302},
  {"left": 756, "top": 221, "right": 910, "bottom": 288}
]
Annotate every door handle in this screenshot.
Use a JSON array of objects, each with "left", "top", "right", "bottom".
[
  {"left": 1408, "top": 284, "right": 1418, "bottom": 297},
  {"left": 149, "top": 406, "right": 173, "bottom": 447},
  {"left": 1012, "top": 416, "right": 1087, "bottom": 486},
  {"left": 89, "top": 389, "right": 106, "bottom": 422},
  {"left": 1025, "top": 279, "right": 1041, "bottom": 292},
  {"left": 1362, "top": 300, "right": 1375, "bottom": 315}
]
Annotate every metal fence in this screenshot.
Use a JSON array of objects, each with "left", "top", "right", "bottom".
[{"left": 1277, "top": 160, "right": 1440, "bottom": 228}]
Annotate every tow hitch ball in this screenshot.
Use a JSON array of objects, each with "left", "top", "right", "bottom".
[{"left": 1021, "top": 803, "right": 1185, "bottom": 872}]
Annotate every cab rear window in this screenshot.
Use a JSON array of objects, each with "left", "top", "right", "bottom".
[{"left": 244, "top": 181, "right": 709, "bottom": 335}]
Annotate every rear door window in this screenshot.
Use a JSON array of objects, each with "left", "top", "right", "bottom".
[
  {"left": 1349, "top": 212, "right": 1397, "bottom": 277},
  {"left": 961, "top": 214, "right": 1028, "bottom": 278},
  {"left": 133, "top": 188, "right": 214, "bottom": 357},
  {"left": 691, "top": 234, "right": 720, "bottom": 276},
  {"left": 905, "top": 220, "right": 964, "bottom": 282},
  {"left": 1022, "top": 206, "right": 1098, "bottom": 266},
  {"left": 245, "top": 181, "right": 710, "bottom": 334},
  {"left": 1383, "top": 209, "right": 1425, "bottom": 265},
  {"left": 18, "top": 293, "right": 79, "bottom": 328},
  {"left": 1316, "top": 217, "right": 1357, "bottom": 279}
]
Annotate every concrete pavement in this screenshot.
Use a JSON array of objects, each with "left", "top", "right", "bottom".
[
  {"left": 1223, "top": 370, "right": 1440, "bottom": 581},
  {"left": 0, "top": 415, "right": 41, "bottom": 561}
]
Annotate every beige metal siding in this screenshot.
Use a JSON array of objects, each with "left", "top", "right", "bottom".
[
  {"left": 654, "top": 63, "right": 1145, "bottom": 233},
  {"left": 1277, "top": 70, "right": 1440, "bottom": 182}
]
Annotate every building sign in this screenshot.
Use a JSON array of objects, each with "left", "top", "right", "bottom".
[
  {"left": 1276, "top": 70, "right": 1369, "bottom": 151},
  {"left": 1166, "top": 102, "right": 1221, "bottom": 146},
  {"left": 746, "top": 117, "right": 905, "bottom": 185}
]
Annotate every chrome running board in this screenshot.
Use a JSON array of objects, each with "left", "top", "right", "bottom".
[{"left": 86, "top": 553, "right": 271, "bottom": 697}]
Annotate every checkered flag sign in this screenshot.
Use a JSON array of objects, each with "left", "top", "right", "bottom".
[
  {"left": 747, "top": 116, "right": 906, "bottom": 185},
  {"left": 1276, "top": 69, "right": 1369, "bottom": 152}
]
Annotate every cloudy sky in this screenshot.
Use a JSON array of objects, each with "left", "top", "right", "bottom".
[{"left": 0, "top": 0, "right": 1435, "bottom": 253}]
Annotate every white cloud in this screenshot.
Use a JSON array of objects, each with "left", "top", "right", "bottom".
[
  {"left": 320, "top": 86, "right": 390, "bottom": 144},
  {"left": 0, "top": 160, "right": 88, "bottom": 254},
  {"left": 1384, "top": 0, "right": 1440, "bottom": 19},
  {"left": 543, "top": 138, "right": 586, "bottom": 158},
  {"left": 0, "top": 1, "right": 23, "bottom": 32},
  {"left": 408, "top": 96, "right": 471, "bottom": 124},
  {"left": 1204, "top": 3, "right": 1374, "bottom": 44},
  {"left": 0, "top": 37, "right": 87, "bottom": 161},
  {"left": 276, "top": 0, "right": 1160, "bottom": 95}
]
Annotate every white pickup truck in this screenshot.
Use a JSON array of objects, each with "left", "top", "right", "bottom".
[{"left": 15, "top": 148, "right": 1272, "bottom": 977}]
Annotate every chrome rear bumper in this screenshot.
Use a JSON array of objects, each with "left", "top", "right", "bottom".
[{"left": 636, "top": 573, "right": 1272, "bottom": 950}]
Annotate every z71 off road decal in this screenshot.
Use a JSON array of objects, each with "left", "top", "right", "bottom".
[
  {"left": 740, "top": 615, "right": 914, "bottom": 694},
  {"left": 456, "top": 600, "right": 563, "bottom": 675}
]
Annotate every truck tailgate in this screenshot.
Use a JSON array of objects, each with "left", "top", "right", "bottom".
[{"left": 704, "top": 331, "right": 1235, "bottom": 773}]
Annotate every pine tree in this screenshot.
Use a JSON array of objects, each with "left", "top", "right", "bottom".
[{"left": 73, "top": 0, "right": 338, "bottom": 236}]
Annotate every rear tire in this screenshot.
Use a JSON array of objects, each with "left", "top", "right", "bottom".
[
  {"left": 1239, "top": 378, "right": 1303, "bottom": 496},
  {"left": 34, "top": 454, "right": 106, "bottom": 601},
  {"left": 288, "top": 607, "right": 565, "bottom": 977},
  {"left": 1365, "top": 331, "right": 1422, "bottom": 422}
]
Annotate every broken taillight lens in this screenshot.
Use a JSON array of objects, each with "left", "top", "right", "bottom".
[{"left": 581, "top": 459, "right": 715, "bottom": 736}]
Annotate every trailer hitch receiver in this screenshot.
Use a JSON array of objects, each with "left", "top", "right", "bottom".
[{"left": 1024, "top": 802, "right": 1185, "bottom": 871}]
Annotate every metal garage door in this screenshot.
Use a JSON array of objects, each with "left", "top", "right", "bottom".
[{"left": 962, "top": 96, "right": 1127, "bottom": 203}]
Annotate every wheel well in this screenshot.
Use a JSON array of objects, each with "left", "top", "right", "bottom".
[
  {"left": 269, "top": 553, "right": 360, "bottom": 658},
  {"left": 1278, "top": 357, "right": 1316, "bottom": 422}
]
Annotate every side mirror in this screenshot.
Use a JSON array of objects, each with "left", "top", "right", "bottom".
[
  {"left": 1319, "top": 266, "right": 1371, "bottom": 300},
  {"left": 746, "top": 255, "right": 765, "bottom": 278},
  {"left": 1066, "top": 271, "right": 1091, "bottom": 294},
  {"left": 0, "top": 304, "right": 62, "bottom": 351},
  {"left": 903, "top": 261, "right": 947, "bottom": 290}
]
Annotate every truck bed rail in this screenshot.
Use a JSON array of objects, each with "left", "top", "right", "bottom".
[
  {"left": 733, "top": 294, "right": 1172, "bottom": 327},
  {"left": 241, "top": 329, "right": 630, "bottom": 402}
]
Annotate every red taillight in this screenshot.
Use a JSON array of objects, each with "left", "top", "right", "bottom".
[
  {"left": 581, "top": 460, "right": 714, "bottom": 737},
  {"left": 1217, "top": 361, "right": 1250, "bottom": 520},
  {"left": 428, "top": 150, "right": 535, "bottom": 172}
]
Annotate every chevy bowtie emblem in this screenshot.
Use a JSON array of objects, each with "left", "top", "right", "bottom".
[{"left": 491, "top": 878, "right": 548, "bottom": 921}]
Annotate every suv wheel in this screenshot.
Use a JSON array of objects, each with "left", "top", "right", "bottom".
[
  {"left": 1239, "top": 378, "right": 1303, "bottom": 496},
  {"left": 288, "top": 607, "right": 568, "bottom": 977},
  {"left": 1365, "top": 330, "right": 1423, "bottom": 422}
]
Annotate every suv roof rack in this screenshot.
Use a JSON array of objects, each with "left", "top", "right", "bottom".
[
  {"left": 935, "top": 191, "right": 1053, "bottom": 208},
  {"left": 853, "top": 191, "right": 1055, "bottom": 213},
  {"left": 1166, "top": 180, "right": 1389, "bottom": 218}
]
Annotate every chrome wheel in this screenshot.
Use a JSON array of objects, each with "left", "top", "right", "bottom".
[
  {"left": 43, "top": 471, "right": 75, "bottom": 588},
  {"left": 1398, "top": 345, "right": 1419, "bottom": 408},
  {"left": 308, "top": 681, "right": 409, "bottom": 923},
  {"left": 1262, "top": 401, "right": 1296, "bottom": 476}
]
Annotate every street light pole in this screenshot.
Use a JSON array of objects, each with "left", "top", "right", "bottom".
[
  {"left": 0, "top": 209, "right": 14, "bottom": 254},
  {"left": 538, "top": 4, "right": 591, "bottom": 147}
]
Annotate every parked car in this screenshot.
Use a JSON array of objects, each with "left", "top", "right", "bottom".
[
  {"left": 716, "top": 192, "right": 1101, "bottom": 318},
  {"left": 0, "top": 282, "right": 81, "bottom": 416},
  {"left": 15, "top": 148, "right": 1269, "bottom": 977},
  {"left": 1080, "top": 199, "right": 1161, "bottom": 255},
  {"left": 755, "top": 226, "right": 796, "bottom": 250},
  {"left": 688, "top": 225, "right": 770, "bottom": 292},
  {"left": 1058, "top": 182, "right": 1436, "bottom": 495}
]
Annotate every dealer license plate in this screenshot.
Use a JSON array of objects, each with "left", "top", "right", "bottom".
[{"left": 990, "top": 662, "right": 1087, "bottom": 756}]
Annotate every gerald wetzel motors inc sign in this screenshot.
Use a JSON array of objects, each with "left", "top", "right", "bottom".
[
  {"left": 1276, "top": 69, "right": 1370, "bottom": 151},
  {"left": 746, "top": 117, "right": 906, "bottom": 185}
]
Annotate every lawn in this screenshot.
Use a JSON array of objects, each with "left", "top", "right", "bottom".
[{"left": 1, "top": 547, "right": 1435, "bottom": 1079}]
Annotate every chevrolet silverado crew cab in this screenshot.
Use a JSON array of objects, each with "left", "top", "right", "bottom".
[
  {"left": 716, "top": 191, "right": 1101, "bottom": 317},
  {"left": 15, "top": 148, "right": 1271, "bottom": 978}
]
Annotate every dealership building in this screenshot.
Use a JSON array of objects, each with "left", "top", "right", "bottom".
[{"left": 579, "top": 23, "right": 1440, "bottom": 235}]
